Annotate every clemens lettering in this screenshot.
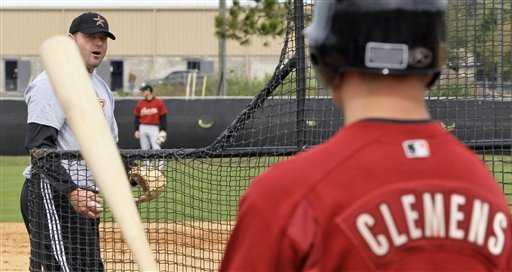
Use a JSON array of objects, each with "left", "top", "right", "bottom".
[{"left": 355, "top": 193, "right": 508, "bottom": 256}]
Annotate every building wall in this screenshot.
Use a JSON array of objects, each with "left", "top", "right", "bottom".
[
  {"left": 0, "top": 55, "right": 279, "bottom": 93},
  {"left": 0, "top": 8, "right": 283, "bottom": 93},
  {"left": 0, "top": 9, "right": 282, "bottom": 57}
]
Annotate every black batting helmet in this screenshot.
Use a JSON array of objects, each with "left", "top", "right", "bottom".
[{"left": 305, "top": 0, "right": 447, "bottom": 87}]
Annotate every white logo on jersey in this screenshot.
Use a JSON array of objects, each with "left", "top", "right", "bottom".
[
  {"left": 402, "top": 139, "right": 430, "bottom": 158},
  {"left": 356, "top": 193, "right": 508, "bottom": 256},
  {"left": 140, "top": 107, "right": 158, "bottom": 116}
]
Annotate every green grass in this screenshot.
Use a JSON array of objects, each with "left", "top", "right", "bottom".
[
  {"left": 481, "top": 154, "right": 512, "bottom": 205},
  {"left": 105, "top": 157, "right": 284, "bottom": 222},
  {"left": 0, "top": 156, "right": 29, "bottom": 222},
  {"left": 0, "top": 155, "right": 284, "bottom": 223},
  {"left": 1, "top": 155, "right": 511, "bottom": 223}
]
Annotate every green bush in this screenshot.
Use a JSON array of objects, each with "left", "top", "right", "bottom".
[
  {"left": 428, "top": 83, "right": 468, "bottom": 98},
  {"left": 225, "top": 73, "right": 272, "bottom": 96},
  {"left": 140, "top": 73, "right": 273, "bottom": 97},
  {"left": 113, "top": 89, "right": 134, "bottom": 97},
  {"left": 153, "top": 84, "right": 188, "bottom": 97}
]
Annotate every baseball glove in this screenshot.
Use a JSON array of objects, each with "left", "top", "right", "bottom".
[
  {"left": 156, "top": 131, "right": 167, "bottom": 145},
  {"left": 128, "top": 166, "right": 166, "bottom": 204}
]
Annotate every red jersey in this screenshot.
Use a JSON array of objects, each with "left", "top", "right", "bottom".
[
  {"left": 221, "top": 120, "right": 512, "bottom": 271},
  {"left": 133, "top": 97, "right": 168, "bottom": 125}
]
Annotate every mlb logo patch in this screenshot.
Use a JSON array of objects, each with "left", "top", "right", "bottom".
[{"left": 402, "top": 139, "right": 430, "bottom": 159}]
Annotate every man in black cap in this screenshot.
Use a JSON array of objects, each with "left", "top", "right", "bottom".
[
  {"left": 69, "top": 12, "right": 116, "bottom": 73},
  {"left": 21, "top": 12, "right": 116, "bottom": 271}
]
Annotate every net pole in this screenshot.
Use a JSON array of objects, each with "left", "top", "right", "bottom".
[
  {"left": 295, "top": 0, "right": 307, "bottom": 148},
  {"left": 496, "top": 0, "right": 504, "bottom": 92},
  {"left": 218, "top": 0, "right": 227, "bottom": 96}
]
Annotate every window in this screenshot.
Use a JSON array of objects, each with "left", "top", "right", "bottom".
[
  {"left": 187, "top": 60, "right": 201, "bottom": 71},
  {"left": 5, "top": 60, "right": 17, "bottom": 92},
  {"left": 110, "top": 60, "right": 123, "bottom": 91}
]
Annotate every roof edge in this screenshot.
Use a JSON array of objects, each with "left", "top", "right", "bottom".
[{"left": 0, "top": 1, "right": 256, "bottom": 10}]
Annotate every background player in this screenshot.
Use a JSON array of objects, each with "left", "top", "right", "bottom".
[
  {"left": 221, "top": 1, "right": 512, "bottom": 271},
  {"left": 133, "top": 84, "right": 168, "bottom": 150},
  {"left": 20, "top": 12, "right": 117, "bottom": 271}
]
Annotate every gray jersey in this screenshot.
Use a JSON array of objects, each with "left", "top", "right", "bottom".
[{"left": 23, "top": 71, "right": 118, "bottom": 191}]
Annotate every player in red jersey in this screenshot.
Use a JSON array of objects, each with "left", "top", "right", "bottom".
[
  {"left": 220, "top": 1, "right": 512, "bottom": 271},
  {"left": 133, "top": 85, "right": 168, "bottom": 150}
]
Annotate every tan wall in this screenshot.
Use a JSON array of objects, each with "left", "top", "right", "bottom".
[{"left": 0, "top": 9, "right": 282, "bottom": 57}]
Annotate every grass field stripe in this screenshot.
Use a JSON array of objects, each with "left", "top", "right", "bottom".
[{"left": 40, "top": 179, "right": 70, "bottom": 272}]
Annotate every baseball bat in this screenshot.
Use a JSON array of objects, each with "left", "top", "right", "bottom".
[{"left": 40, "top": 35, "right": 158, "bottom": 272}]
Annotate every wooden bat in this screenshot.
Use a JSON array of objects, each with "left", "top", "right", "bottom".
[{"left": 40, "top": 35, "right": 158, "bottom": 272}]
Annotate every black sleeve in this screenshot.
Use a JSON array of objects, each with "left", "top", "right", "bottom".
[
  {"left": 25, "top": 123, "right": 59, "bottom": 150},
  {"left": 134, "top": 116, "right": 140, "bottom": 131},
  {"left": 26, "top": 123, "right": 78, "bottom": 195},
  {"left": 159, "top": 115, "right": 167, "bottom": 132}
]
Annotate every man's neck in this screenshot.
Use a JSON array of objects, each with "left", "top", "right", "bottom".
[
  {"left": 337, "top": 75, "right": 431, "bottom": 125},
  {"left": 343, "top": 96, "right": 430, "bottom": 125}
]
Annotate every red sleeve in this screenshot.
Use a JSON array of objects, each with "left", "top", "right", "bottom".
[
  {"left": 133, "top": 101, "right": 142, "bottom": 116},
  {"left": 283, "top": 200, "right": 317, "bottom": 269},
  {"left": 221, "top": 193, "right": 272, "bottom": 271},
  {"left": 220, "top": 188, "right": 308, "bottom": 271},
  {"left": 159, "top": 99, "right": 168, "bottom": 115}
]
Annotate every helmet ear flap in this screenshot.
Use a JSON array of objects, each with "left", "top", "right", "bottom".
[
  {"left": 426, "top": 72, "right": 441, "bottom": 89},
  {"left": 309, "top": 52, "right": 319, "bottom": 66},
  {"left": 310, "top": 56, "right": 342, "bottom": 90}
]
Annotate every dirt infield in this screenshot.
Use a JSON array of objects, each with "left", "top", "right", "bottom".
[
  {"left": 0, "top": 223, "right": 29, "bottom": 271},
  {"left": 101, "top": 221, "right": 232, "bottom": 271},
  {"left": 0, "top": 222, "right": 232, "bottom": 271}
]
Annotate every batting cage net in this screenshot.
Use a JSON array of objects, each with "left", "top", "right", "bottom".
[{"left": 27, "top": 0, "right": 512, "bottom": 271}]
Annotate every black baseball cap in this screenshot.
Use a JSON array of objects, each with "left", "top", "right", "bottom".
[
  {"left": 69, "top": 12, "right": 116, "bottom": 40},
  {"left": 140, "top": 85, "right": 153, "bottom": 93}
]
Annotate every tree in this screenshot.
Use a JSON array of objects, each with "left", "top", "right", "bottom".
[
  {"left": 215, "top": 0, "right": 290, "bottom": 46},
  {"left": 447, "top": 0, "right": 512, "bottom": 82}
]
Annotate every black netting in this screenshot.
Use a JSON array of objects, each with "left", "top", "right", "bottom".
[{"left": 27, "top": 0, "right": 511, "bottom": 271}]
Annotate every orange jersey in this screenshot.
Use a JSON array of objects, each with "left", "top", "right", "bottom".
[{"left": 133, "top": 97, "right": 167, "bottom": 125}]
